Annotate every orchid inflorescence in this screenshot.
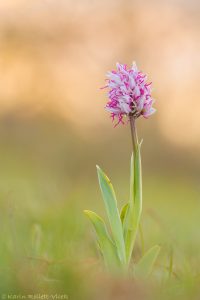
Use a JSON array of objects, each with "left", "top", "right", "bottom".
[
  {"left": 84, "top": 62, "right": 160, "bottom": 278},
  {"left": 102, "top": 62, "right": 156, "bottom": 126}
]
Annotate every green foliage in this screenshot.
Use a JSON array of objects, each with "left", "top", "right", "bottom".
[
  {"left": 84, "top": 143, "right": 160, "bottom": 277},
  {"left": 83, "top": 210, "right": 121, "bottom": 270},
  {"left": 134, "top": 245, "right": 160, "bottom": 279},
  {"left": 96, "top": 166, "right": 126, "bottom": 265}
]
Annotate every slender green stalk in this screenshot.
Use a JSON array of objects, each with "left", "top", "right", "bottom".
[
  {"left": 129, "top": 116, "right": 138, "bottom": 156},
  {"left": 124, "top": 115, "right": 142, "bottom": 265}
]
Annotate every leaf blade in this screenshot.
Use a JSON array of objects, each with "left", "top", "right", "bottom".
[
  {"left": 96, "top": 166, "right": 126, "bottom": 265},
  {"left": 84, "top": 210, "right": 120, "bottom": 270}
]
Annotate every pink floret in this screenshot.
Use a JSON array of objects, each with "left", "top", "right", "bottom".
[{"left": 102, "top": 62, "right": 156, "bottom": 125}]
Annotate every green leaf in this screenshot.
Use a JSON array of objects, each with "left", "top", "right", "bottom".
[
  {"left": 120, "top": 203, "right": 129, "bottom": 225},
  {"left": 84, "top": 210, "right": 120, "bottom": 270},
  {"left": 124, "top": 142, "right": 143, "bottom": 264},
  {"left": 96, "top": 166, "right": 126, "bottom": 265},
  {"left": 134, "top": 245, "right": 160, "bottom": 279}
]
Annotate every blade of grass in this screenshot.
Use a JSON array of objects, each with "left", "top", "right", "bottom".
[
  {"left": 134, "top": 245, "right": 160, "bottom": 279},
  {"left": 168, "top": 247, "right": 173, "bottom": 280}
]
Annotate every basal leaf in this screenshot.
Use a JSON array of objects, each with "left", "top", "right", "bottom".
[
  {"left": 96, "top": 166, "right": 126, "bottom": 265},
  {"left": 84, "top": 210, "right": 120, "bottom": 270}
]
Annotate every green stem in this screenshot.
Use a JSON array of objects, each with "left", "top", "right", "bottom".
[
  {"left": 129, "top": 116, "right": 138, "bottom": 155},
  {"left": 125, "top": 115, "right": 141, "bottom": 265}
]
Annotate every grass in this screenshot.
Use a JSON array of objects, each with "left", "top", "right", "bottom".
[{"left": 0, "top": 116, "right": 199, "bottom": 299}]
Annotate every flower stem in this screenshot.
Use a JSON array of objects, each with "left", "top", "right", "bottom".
[
  {"left": 129, "top": 116, "right": 138, "bottom": 154},
  {"left": 125, "top": 115, "right": 140, "bottom": 266}
]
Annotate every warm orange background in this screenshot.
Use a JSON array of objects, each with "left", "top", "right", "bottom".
[{"left": 0, "top": 0, "right": 199, "bottom": 148}]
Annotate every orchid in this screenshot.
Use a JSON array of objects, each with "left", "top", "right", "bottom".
[
  {"left": 84, "top": 62, "right": 160, "bottom": 277},
  {"left": 103, "top": 62, "right": 156, "bottom": 126}
]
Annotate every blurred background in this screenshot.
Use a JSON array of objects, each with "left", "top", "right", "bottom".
[{"left": 0, "top": 0, "right": 199, "bottom": 298}]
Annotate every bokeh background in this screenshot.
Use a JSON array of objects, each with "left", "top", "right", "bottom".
[{"left": 0, "top": 0, "right": 199, "bottom": 298}]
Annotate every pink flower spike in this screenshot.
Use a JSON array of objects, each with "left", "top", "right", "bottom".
[{"left": 102, "top": 62, "right": 156, "bottom": 126}]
